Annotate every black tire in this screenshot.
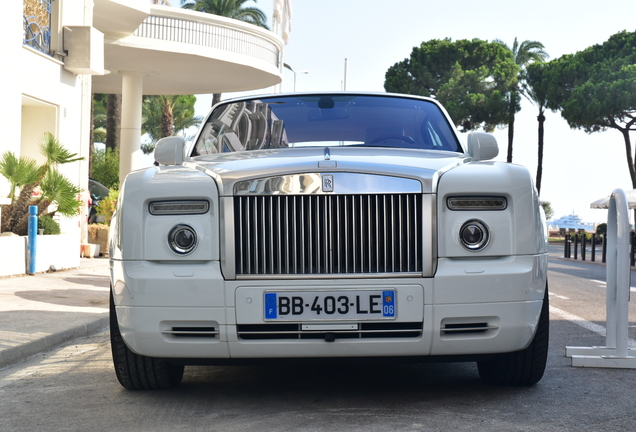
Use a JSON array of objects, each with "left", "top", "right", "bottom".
[
  {"left": 477, "top": 285, "right": 549, "bottom": 386},
  {"left": 110, "top": 290, "right": 184, "bottom": 390}
]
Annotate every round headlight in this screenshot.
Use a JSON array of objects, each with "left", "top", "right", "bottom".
[
  {"left": 168, "top": 224, "right": 198, "bottom": 255},
  {"left": 459, "top": 219, "right": 490, "bottom": 251}
]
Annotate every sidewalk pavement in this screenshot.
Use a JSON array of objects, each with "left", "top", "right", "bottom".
[{"left": 0, "top": 257, "right": 110, "bottom": 369}]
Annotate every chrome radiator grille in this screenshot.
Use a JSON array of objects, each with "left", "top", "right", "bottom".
[{"left": 234, "top": 194, "right": 422, "bottom": 276}]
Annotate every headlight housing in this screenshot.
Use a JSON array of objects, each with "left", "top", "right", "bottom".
[
  {"left": 168, "top": 224, "right": 198, "bottom": 255},
  {"left": 459, "top": 219, "right": 490, "bottom": 251}
]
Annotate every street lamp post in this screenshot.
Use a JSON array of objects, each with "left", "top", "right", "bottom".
[{"left": 283, "top": 63, "right": 309, "bottom": 92}]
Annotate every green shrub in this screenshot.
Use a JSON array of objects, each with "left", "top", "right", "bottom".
[
  {"left": 91, "top": 148, "right": 119, "bottom": 190},
  {"left": 38, "top": 214, "right": 61, "bottom": 235},
  {"left": 96, "top": 189, "right": 119, "bottom": 226}
]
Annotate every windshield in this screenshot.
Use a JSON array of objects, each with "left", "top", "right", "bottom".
[{"left": 191, "top": 94, "right": 461, "bottom": 156}]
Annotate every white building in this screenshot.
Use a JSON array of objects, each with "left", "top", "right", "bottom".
[{"left": 0, "top": 0, "right": 283, "bottom": 276}]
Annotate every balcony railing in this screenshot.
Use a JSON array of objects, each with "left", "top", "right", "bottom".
[
  {"left": 134, "top": 15, "right": 280, "bottom": 68},
  {"left": 23, "top": 0, "right": 52, "bottom": 55}
]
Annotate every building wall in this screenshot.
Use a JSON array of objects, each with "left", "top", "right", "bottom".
[
  {"left": 4, "top": 0, "right": 94, "bottom": 237},
  {"left": 0, "top": 1, "right": 24, "bottom": 188}
]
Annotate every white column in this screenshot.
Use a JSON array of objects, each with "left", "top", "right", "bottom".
[{"left": 120, "top": 72, "right": 144, "bottom": 185}]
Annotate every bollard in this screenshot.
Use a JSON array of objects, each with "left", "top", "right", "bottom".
[
  {"left": 566, "top": 188, "right": 636, "bottom": 367},
  {"left": 27, "top": 205, "right": 38, "bottom": 275},
  {"left": 591, "top": 234, "right": 596, "bottom": 262},
  {"left": 563, "top": 234, "right": 569, "bottom": 258},
  {"left": 574, "top": 234, "right": 579, "bottom": 260},
  {"left": 581, "top": 234, "right": 587, "bottom": 261},
  {"left": 602, "top": 234, "right": 607, "bottom": 263}
]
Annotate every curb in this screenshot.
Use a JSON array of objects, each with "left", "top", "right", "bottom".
[{"left": 0, "top": 315, "right": 109, "bottom": 369}]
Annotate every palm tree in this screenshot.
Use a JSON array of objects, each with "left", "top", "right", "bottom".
[
  {"left": 106, "top": 94, "right": 122, "bottom": 152},
  {"left": 181, "top": 0, "right": 269, "bottom": 105},
  {"left": 525, "top": 63, "right": 552, "bottom": 195},
  {"left": 181, "top": 0, "right": 268, "bottom": 28},
  {"left": 1, "top": 133, "right": 83, "bottom": 234},
  {"left": 141, "top": 95, "right": 203, "bottom": 154},
  {"left": 494, "top": 38, "right": 549, "bottom": 163}
]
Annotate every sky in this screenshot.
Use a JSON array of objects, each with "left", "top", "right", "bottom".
[{"left": 172, "top": 0, "right": 636, "bottom": 225}]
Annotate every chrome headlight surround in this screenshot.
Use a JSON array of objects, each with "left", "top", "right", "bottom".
[
  {"left": 459, "top": 219, "right": 490, "bottom": 251},
  {"left": 168, "top": 224, "right": 198, "bottom": 255}
]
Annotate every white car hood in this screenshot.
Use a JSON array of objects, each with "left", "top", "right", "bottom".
[{"left": 185, "top": 146, "right": 467, "bottom": 195}]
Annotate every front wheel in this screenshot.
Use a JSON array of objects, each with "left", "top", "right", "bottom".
[
  {"left": 110, "top": 290, "right": 184, "bottom": 390},
  {"left": 477, "top": 285, "right": 549, "bottom": 386}
]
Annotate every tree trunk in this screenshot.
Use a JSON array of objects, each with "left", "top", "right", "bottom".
[
  {"left": 622, "top": 128, "right": 636, "bottom": 189},
  {"left": 535, "top": 111, "right": 546, "bottom": 195},
  {"left": 506, "top": 92, "right": 516, "bottom": 163},
  {"left": 7, "top": 182, "right": 38, "bottom": 235},
  {"left": 106, "top": 94, "right": 122, "bottom": 151},
  {"left": 161, "top": 99, "right": 174, "bottom": 138},
  {"left": 620, "top": 127, "right": 636, "bottom": 226}
]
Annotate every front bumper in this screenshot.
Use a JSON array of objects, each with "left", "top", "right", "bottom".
[{"left": 111, "top": 254, "right": 547, "bottom": 360}]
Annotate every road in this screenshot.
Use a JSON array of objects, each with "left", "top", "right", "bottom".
[{"left": 1, "top": 248, "right": 636, "bottom": 432}]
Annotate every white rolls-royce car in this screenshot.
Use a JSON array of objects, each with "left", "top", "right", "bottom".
[{"left": 109, "top": 93, "right": 549, "bottom": 390}]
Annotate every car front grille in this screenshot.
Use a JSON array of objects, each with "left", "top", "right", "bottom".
[
  {"left": 234, "top": 194, "right": 423, "bottom": 276},
  {"left": 237, "top": 322, "right": 423, "bottom": 340}
]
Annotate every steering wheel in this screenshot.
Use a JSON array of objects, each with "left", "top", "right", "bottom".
[{"left": 369, "top": 134, "right": 416, "bottom": 144}]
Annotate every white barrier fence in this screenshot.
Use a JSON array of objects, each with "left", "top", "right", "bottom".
[{"left": 566, "top": 188, "right": 636, "bottom": 368}]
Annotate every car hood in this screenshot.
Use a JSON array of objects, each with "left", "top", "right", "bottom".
[{"left": 185, "top": 146, "right": 468, "bottom": 195}]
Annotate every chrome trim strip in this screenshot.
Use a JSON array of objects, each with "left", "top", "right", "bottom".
[
  {"left": 162, "top": 330, "right": 220, "bottom": 336},
  {"left": 441, "top": 326, "right": 498, "bottom": 333},
  {"left": 235, "top": 272, "right": 424, "bottom": 280},
  {"left": 422, "top": 194, "right": 437, "bottom": 277},
  {"left": 234, "top": 173, "right": 422, "bottom": 195},
  {"left": 220, "top": 196, "right": 236, "bottom": 280},
  {"left": 238, "top": 329, "right": 421, "bottom": 335}
]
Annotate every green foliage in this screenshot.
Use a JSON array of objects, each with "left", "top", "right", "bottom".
[
  {"left": 494, "top": 38, "right": 549, "bottom": 163},
  {"left": 384, "top": 38, "right": 519, "bottom": 132},
  {"left": 141, "top": 95, "right": 202, "bottom": 155},
  {"left": 40, "top": 132, "right": 83, "bottom": 166},
  {"left": 545, "top": 31, "right": 636, "bottom": 132},
  {"left": 38, "top": 214, "right": 61, "bottom": 235},
  {"left": 92, "top": 94, "right": 107, "bottom": 144},
  {"left": 0, "top": 133, "right": 83, "bottom": 235},
  {"left": 96, "top": 189, "right": 119, "bottom": 226},
  {"left": 91, "top": 148, "right": 120, "bottom": 190},
  {"left": 539, "top": 200, "right": 554, "bottom": 221},
  {"left": 0, "top": 152, "right": 43, "bottom": 202},
  {"left": 40, "top": 170, "right": 82, "bottom": 217},
  {"left": 181, "top": 0, "right": 269, "bottom": 29},
  {"left": 596, "top": 223, "right": 607, "bottom": 237},
  {"left": 543, "top": 30, "right": 636, "bottom": 188}
]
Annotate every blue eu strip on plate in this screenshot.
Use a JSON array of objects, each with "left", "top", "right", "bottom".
[{"left": 264, "top": 292, "right": 277, "bottom": 319}]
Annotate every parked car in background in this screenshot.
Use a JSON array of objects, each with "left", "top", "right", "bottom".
[
  {"left": 88, "top": 179, "right": 110, "bottom": 223},
  {"left": 109, "top": 92, "right": 549, "bottom": 390}
]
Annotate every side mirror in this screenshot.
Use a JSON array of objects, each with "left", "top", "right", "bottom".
[
  {"left": 466, "top": 132, "right": 498, "bottom": 161},
  {"left": 154, "top": 137, "right": 186, "bottom": 166}
]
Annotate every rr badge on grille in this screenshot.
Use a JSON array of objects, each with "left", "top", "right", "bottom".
[{"left": 322, "top": 174, "right": 334, "bottom": 192}]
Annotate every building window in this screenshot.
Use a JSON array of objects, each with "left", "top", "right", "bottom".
[{"left": 23, "top": 0, "right": 53, "bottom": 55}]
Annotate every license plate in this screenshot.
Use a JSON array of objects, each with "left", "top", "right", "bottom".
[{"left": 264, "top": 290, "right": 396, "bottom": 321}]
